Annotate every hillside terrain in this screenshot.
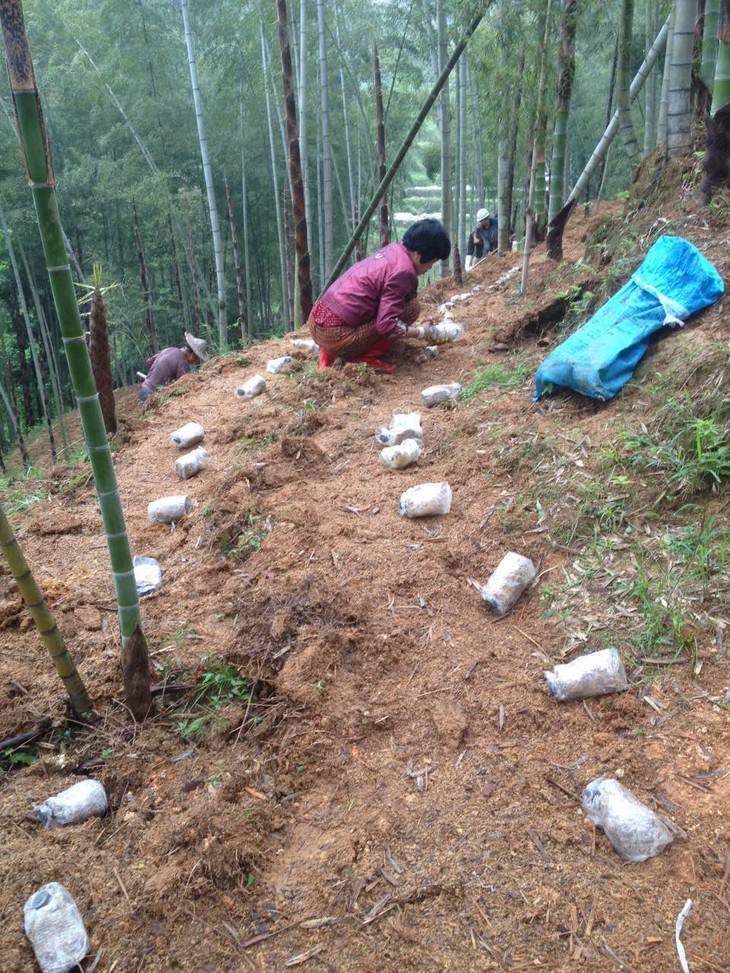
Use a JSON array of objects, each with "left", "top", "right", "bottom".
[{"left": 1, "top": 179, "right": 729, "bottom": 971}]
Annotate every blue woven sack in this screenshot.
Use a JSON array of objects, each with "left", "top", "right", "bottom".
[{"left": 533, "top": 236, "right": 724, "bottom": 401}]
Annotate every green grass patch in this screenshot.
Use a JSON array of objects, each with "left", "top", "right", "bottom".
[
  {"left": 177, "top": 657, "right": 252, "bottom": 740},
  {"left": 460, "top": 358, "right": 531, "bottom": 402}
]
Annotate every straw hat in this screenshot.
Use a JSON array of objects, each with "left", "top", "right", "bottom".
[{"left": 184, "top": 332, "right": 208, "bottom": 362}]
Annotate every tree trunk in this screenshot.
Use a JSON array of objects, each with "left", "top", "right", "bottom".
[
  {"left": 547, "top": 17, "right": 669, "bottom": 258},
  {"left": 437, "top": 0, "right": 452, "bottom": 275},
  {"left": 667, "top": 0, "right": 696, "bottom": 156},
  {"left": 224, "top": 174, "right": 247, "bottom": 342},
  {"left": 497, "top": 143, "right": 509, "bottom": 252},
  {"left": 0, "top": 377, "right": 30, "bottom": 471},
  {"left": 335, "top": 3, "right": 356, "bottom": 238},
  {"left": 239, "top": 90, "right": 254, "bottom": 335},
  {"left": 132, "top": 201, "right": 158, "bottom": 351},
  {"left": 503, "top": 50, "right": 524, "bottom": 248},
  {"left": 644, "top": 0, "right": 660, "bottom": 152},
  {"left": 88, "top": 283, "right": 117, "bottom": 436},
  {"left": 657, "top": 3, "right": 677, "bottom": 145},
  {"left": 317, "top": 0, "right": 334, "bottom": 278},
  {"left": 548, "top": 0, "right": 579, "bottom": 225},
  {"left": 701, "top": 0, "right": 722, "bottom": 95},
  {"left": 374, "top": 45, "right": 390, "bottom": 248},
  {"left": 468, "top": 54, "right": 485, "bottom": 208},
  {"left": 457, "top": 51, "right": 467, "bottom": 254},
  {"left": 618, "top": 0, "right": 640, "bottom": 164},
  {"left": 711, "top": 0, "right": 730, "bottom": 114},
  {"left": 298, "top": 0, "right": 312, "bottom": 255},
  {"left": 277, "top": 0, "right": 314, "bottom": 326},
  {"left": 180, "top": 0, "right": 227, "bottom": 349}
]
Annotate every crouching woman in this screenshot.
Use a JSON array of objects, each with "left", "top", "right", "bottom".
[{"left": 309, "top": 219, "right": 451, "bottom": 373}]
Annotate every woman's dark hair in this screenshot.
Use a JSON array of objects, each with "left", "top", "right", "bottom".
[{"left": 402, "top": 218, "right": 451, "bottom": 262}]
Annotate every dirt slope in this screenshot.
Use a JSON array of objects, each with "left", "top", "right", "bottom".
[{"left": 1, "top": 205, "right": 729, "bottom": 972}]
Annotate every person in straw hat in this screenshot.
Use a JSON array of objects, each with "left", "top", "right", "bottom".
[{"left": 138, "top": 332, "right": 208, "bottom": 401}]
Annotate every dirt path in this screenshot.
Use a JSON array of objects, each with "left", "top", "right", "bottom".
[{"left": 1, "top": 210, "right": 729, "bottom": 972}]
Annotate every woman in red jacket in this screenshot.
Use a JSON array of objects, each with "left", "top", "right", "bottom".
[{"left": 309, "top": 219, "right": 451, "bottom": 373}]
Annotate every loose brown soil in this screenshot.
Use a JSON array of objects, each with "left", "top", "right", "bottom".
[{"left": 1, "top": 203, "right": 729, "bottom": 972}]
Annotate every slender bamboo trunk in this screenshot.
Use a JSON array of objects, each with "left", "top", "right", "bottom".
[
  {"left": 299, "top": 0, "right": 312, "bottom": 256},
  {"left": 316, "top": 0, "right": 334, "bottom": 277},
  {"left": 180, "top": 0, "right": 227, "bottom": 349},
  {"left": 168, "top": 211, "right": 189, "bottom": 332},
  {"left": 667, "top": 0, "right": 696, "bottom": 156},
  {"left": 132, "top": 201, "right": 158, "bottom": 351},
  {"left": 644, "top": 0, "right": 659, "bottom": 152},
  {"left": 335, "top": 3, "right": 356, "bottom": 235},
  {"left": 277, "top": 0, "right": 313, "bottom": 325},
  {"left": 701, "top": 0, "right": 721, "bottom": 93},
  {"left": 11, "top": 291, "right": 35, "bottom": 432},
  {"left": 1, "top": 206, "right": 56, "bottom": 462},
  {"left": 0, "top": 502, "right": 92, "bottom": 718},
  {"left": 457, "top": 52, "right": 467, "bottom": 254},
  {"left": 618, "top": 0, "right": 640, "bottom": 164},
  {"left": 657, "top": 3, "right": 677, "bottom": 145},
  {"left": 19, "top": 246, "right": 68, "bottom": 451},
  {"left": 547, "top": 0, "right": 579, "bottom": 224},
  {"left": 88, "top": 278, "right": 117, "bottom": 436},
  {"left": 711, "top": 0, "right": 730, "bottom": 114},
  {"left": 522, "top": 0, "right": 553, "bottom": 291},
  {"left": 467, "top": 55, "right": 485, "bottom": 208},
  {"left": 0, "top": 377, "right": 30, "bottom": 470},
  {"left": 497, "top": 143, "right": 509, "bottom": 252},
  {"left": 261, "top": 20, "right": 289, "bottom": 328},
  {"left": 224, "top": 174, "right": 246, "bottom": 342},
  {"left": 0, "top": 2, "right": 147, "bottom": 682},
  {"left": 502, "top": 50, "right": 524, "bottom": 249},
  {"left": 282, "top": 187, "right": 295, "bottom": 328},
  {"left": 239, "top": 90, "right": 253, "bottom": 335},
  {"left": 373, "top": 45, "right": 390, "bottom": 248},
  {"left": 547, "top": 17, "right": 669, "bottom": 258},
  {"left": 323, "top": 3, "right": 492, "bottom": 290},
  {"left": 437, "top": 0, "right": 452, "bottom": 275}
]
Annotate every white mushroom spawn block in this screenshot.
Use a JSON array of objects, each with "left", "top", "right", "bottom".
[
  {"left": 24, "top": 883, "right": 89, "bottom": 973},
  {"left": 266, "top": 355, "right": 293, "bottom": 374},
  {"left": 235, "top": 375, "right": 266, "bottom": 399},
  {"left": 375, "top": 411, "right": 423, "bottom": 446},
  {"left": 400, "top": 482, "right": 452, "bottom": 518},
  {"left": 480, "top": 552, "right": 536, "bottom": 615},
  {"left": 32, "top": 780, "right": 108, "bottom": 829},
  {"left": 421, "top": 383, "right": 462, "bottom": 407},
  {"left": 545, "top": 648, "right": 628, "bottom": 702},
  {"left": 170, "top": 422, "right": 205, "bottom": 449},
  {"left": 147, "top": 495, "right": 193, "bottom": 524},
  {"left": 582, "top": 778, "right": 674, "bottom": 862},
  {"left": 290, "top": 338, "right": 319, "bottom": 354},
  {"left": 175, "top": 446, "right": 209, "bottom": 480},
  {"left": 133, "top": 556, "right": 162, "bottom": 597},
  {"left": 428, "top": 321, "right": 464, "bottom": 342},
  {"left": 380, "top": 438, "right": 423, "bottom": 470}
]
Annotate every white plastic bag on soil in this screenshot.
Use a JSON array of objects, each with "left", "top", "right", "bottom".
[
  {"left": 133, "top": 556, "right": 162, "bottom": 597},
  {"left": 400, "top": 482, "right": 452, "bottom": 518},
  {"left": 32, "top": 780, "right": 108, "bottom": 829},
  {"left": 380, "top": 437, "right": 423, "bottom": 470},
  {"left": 148, "top": 495, "right": 193, "bottom": 524},
  {"left": 545, "top": 648, "right": 628, "bottom": 701},
  {"left": 266, "top": 355, "right": 293, "bottom": 374},
  {"left": 24, "top": 883, "right": 89, "bottom": 973},
  {"left": 421, "top": 382, "right": 461, "bottom": 407},
  {"left": 175, "top": 446, "right": 209, "bottom": 480},
  {"left": 582, "top": 777, "right": 674, "bottom": 862},
  {"left": 376, "top": 411, "right": 423, "bottom": 446},
  {"left": 170, "top": 421, "right": 205, "bottom": 449},
  {"left": 235, "top": 375, "right": 266, "bottom": 399},
  {"left": 481, "top": 552, "right": 536, "bottom": 615},
  {"left": 291, "top": 338, "right": 319, "bottom": 354}
]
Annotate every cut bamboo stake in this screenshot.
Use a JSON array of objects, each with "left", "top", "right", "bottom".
[
  {"left": 0, "top": 501, "right": 92, "bottom": 718},
  {"left": 322, "top": 2, "right": 492, "bottom": 291}
]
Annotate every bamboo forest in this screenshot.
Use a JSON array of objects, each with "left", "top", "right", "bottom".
[{"left": 1, "top": 0, "right": 729, "bottom": 969}]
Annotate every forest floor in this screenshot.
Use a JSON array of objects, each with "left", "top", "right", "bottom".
[{"left": 1, "top": 167, "right": 729, "bottom": 972}]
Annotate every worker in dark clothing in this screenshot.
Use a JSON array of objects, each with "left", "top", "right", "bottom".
[
  {"left": 138, "top": 332, "right": 208, "bottom": 401},
  {"left": 465, "top": 208, "right": 499, "bottom": 269}
]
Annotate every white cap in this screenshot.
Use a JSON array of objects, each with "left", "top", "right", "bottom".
[{"left": 476, "top": 208, "right": 490, "bottom": 223}]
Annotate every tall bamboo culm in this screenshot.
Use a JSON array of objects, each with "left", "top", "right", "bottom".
[
  {"left": 700, "top": 0, "right": 721, "bottom": 93},
  {"left": 0, "top": 0, "right": 142, "bottom": 651},
  {"left": 547, "top": 0, "right": 578, "bottom": 224},
  {"left": 666, "top": 0, "right": 695, "bottom": 157},
  {"left": 711, "top": 1, "right": 730, "bottom": 115},
  {"left": 0, "top": 501, "right": 92, "bottom": 718}
]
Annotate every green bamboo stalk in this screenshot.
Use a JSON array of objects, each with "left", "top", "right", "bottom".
[
  {"left": 322, "top": 1, "right": 492, "bottom": 292},
  {"left": 711, "top": 2, "right": 730, "bottom": 116},
  {"left": 617, "top": 0, "right": 639, "bottom": 163},
  {"left": 0, "top": 501, "right": 92, "bottom": 718},
  {"left": 700, "top": 0, "right": 721, "bottom": 92},
  {"left": 547, "top": 0, "right": 578, "bottom": 225},
  {"left": 0, "top": 1, "right": 141, "bottom": 648}
]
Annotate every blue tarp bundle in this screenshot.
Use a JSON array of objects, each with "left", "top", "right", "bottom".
[{"left": 533, "top": 235, "right": 725, "bottom": 402}]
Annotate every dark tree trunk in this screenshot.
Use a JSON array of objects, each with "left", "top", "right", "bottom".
[
  {"left": 277, "top": 0, "right": 313, "bottom": 324},
  {"left": 89, "top": 285, "right": 117, "bottom": 435},
  {"left": 453, "top": 244, "right": 463, "bottom": 285},
  {"left": 374, "top": 45, "right": 390, "bottom": 248},
  {"left": 224, "top": 174, "right": 247, "bottom": 341},
  {"left": 701, "top": 102, "right": 730, "bottom": 201},
  {"left": 132, "top": 200, "right": 158, "bottom": 350}
]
